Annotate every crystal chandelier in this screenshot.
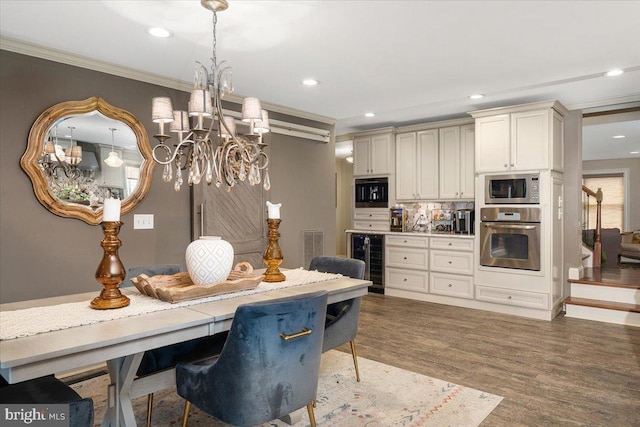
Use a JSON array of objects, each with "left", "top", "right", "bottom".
[{"left": 151, "top": 0, "right": 270, "bottom": 192}]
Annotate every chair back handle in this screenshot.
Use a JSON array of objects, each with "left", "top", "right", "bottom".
[{"left": 280, "top": 328, "right": 312, "bottom": 341}]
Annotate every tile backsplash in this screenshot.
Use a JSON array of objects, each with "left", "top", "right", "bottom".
[{"left": 394, "top": 201, "right": 475, "bottom": 232}]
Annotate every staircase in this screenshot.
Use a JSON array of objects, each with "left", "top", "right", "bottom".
[
  {"left": 564, "top": 185, "right": 640, "bottom": 327},
  {"left": 565, "top": 268, "right": 640, "bottom": 327}
]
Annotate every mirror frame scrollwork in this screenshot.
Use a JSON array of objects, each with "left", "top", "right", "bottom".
[{"left": 20, "top": 97, "right": 153, "bottom": 225}]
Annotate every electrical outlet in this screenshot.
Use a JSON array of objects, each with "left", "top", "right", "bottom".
[{"left": 134, "top": 214, "right": 154, "bottom": 230}]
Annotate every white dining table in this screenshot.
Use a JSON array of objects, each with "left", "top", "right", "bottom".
[{"left": 0, "top": 275, "right": 369, "bottom": 427}]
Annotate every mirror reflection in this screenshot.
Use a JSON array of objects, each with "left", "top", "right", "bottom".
[
  {"left": 21, "top": 97, "right": 153, "bottom": 225},
  {"left": 41, "top": 112, "right": 143, "bottom": 207}
]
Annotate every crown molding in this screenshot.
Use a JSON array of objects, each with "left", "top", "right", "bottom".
[{"left": 0, "top": 36, "right": 336, "bottom": 126}]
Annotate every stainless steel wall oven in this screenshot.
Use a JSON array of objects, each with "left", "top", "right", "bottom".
[{"left": 480, "top": 207, "right": 541, "bottom": 271}]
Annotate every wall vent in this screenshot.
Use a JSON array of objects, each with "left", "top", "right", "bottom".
[{"left": 302, "top": 229, "right": 324, "bottom": 269}]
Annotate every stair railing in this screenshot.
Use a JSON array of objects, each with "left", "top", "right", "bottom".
[{"left": 582, "top": 185, "right": 603, "bottom": 268}]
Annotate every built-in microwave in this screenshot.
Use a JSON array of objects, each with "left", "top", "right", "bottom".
[
  {"left": 485, "top": 173, "right": 540, "bottom": 204},
  {"left": 355, "top": 177, "right": 388, "bottom": 208}
]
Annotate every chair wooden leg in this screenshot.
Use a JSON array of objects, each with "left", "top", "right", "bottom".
[
  {"left": 307, "top": 402, "right": 317, "bottom": 427},
  {"left": 182, "top": 401, "right": 192, "bottom": 427},
  {"left": 350, "top": 340, "right": 361, "bottom": 382},
  {"left": 145, "top": 393, "right": 154, "bottom": 427}
]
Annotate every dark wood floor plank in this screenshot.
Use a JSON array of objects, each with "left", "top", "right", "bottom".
[{"left": 350, "top": 293, "right": 640, "bottom": 426}]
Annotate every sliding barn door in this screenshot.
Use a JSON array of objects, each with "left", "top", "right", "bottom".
[{"left": 191, "top": 183, "right": 267, "bottom": 268}]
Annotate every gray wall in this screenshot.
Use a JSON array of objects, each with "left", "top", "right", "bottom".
[
  {"left": 0, "top": 50, "right": 336, "bottom": 302},
  {"left": 583, "top": 157, "right": 640, "bottom": 231}
]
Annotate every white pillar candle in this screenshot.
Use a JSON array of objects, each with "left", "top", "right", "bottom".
[
  {"left": 103, "top": 198, "right": 121, "bottom": 222},
  {"left": 89, "top": 193, "right": 99, "bottom": 208},
  {"left": 266, "top": 201, "right": 281, "bottom": 219}
]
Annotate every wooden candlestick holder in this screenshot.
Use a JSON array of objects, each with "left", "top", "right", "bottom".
[
  {"left": 90, "top": 221, "right": 130, "bottom": 310},
  {"left": 263, "top": 218, "right": 286, "bottom": 282}
]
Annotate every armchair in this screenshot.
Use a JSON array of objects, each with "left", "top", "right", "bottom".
[
  {"left": 309, "top": 256, "right": 366, "bottom": 382},
  {"left": 176, "top": 291, "right": 328, "bottom": 427},
  {"left": 0, "top": 375, "right": 93, "bottom": 427},
  {"left": 125, "top": 264, "right": 228, "bottom": 427}
]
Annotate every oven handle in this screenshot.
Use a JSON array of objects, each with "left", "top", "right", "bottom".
[{"left": 482, "top": 223, "right": 538, "bottom": 230}]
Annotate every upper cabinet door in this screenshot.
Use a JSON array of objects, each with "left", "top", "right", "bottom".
[
  {"left": 417, "top": 130, "right": 439, "bottom": 199},
  {"left": 396, "top": 132, "right": 418, "bottom": 200},
  {"left": 353, "top": 137, "right": 371, "bottom": 176},
  {"left": 370, "top": 133, "right": 393, "bottom": 175},
  {"left": 439, "top": 126, "right": 461, "bottom": 199},
  {"left": 459, "top": 124, "right": 475, "bottom": 199},
  {"left": 475, "top": 114, "right": 510, "bottom": 173},
  {"left": 511, "top": 110, "right": 549, "bottom": 171}
]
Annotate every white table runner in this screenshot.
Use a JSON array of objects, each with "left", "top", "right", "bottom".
[{"left": 0, "top": 269, "right": 341, "bottom": 340}]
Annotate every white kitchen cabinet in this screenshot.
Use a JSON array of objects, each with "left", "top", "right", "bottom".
[
  {"left": 472, "top": 101, "right": 566, "bottom": 173},
  {"left": 429, "top": 236, "right": 474, "bottom": 299},
  {"left": 353, "top": 208, "right": 389, "bottom": 231},
  {"left": 385, "top": 234, "right": 429, "bottom": 293},
  {"left": 395, "top": 130, "right": 438, "bottom": 200},
  {"left": 439, "top": 125, "right": 475, "bottom": 200},
  {"left": 353, "top": 132, "right": 394, "bottom": 176}
]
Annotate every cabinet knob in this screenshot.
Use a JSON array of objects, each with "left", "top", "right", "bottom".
[
  {"left": 510, "top": 163, "right": 515, "bottom": 167},
  {"left": 504, "top": 163, "right": 508, "bottom": 167},
  {"left": 369, "top": 214, "right": 372, "bottom": 217},
  {"left": 448, "top": 261, "right": 452, "bottom": 264},
  {"left": 460, "top": 192, "right": 463, "bottom": 197},
  {"left": 369, "top": 224, "right": 372, "bottom": 227},
  {"left": 403, "top": 257, "right": 408, "bottom": 260},
  {"left": 455, "top": 192, "right": 459, "bottom": 196},
  {"left": 448, "top": 283, "right": 453, "bottom": 287},
  {"left": 404, "top": 240, "right": 408, "bottom": 243},
  {"left": 448, "top": 242, "right": 452, "bottom": 246},
  {"left": 403, "top": 278, "right": 408, "bottom": 282},
  {"left": 508, "top": 295, "right": 512, "bottom": 299}
]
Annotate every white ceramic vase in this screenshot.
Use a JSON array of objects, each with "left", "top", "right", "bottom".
[{"left": 185, "top": 236, "right": 234, "bottom": 286}]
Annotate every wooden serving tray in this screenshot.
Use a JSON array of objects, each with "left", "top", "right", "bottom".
[{"left": 131, "top": 264, "right": 264, "bottom": 303}]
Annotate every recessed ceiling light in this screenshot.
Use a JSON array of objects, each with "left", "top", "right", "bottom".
[
  {"left": 146, "top": 27, "right": 172, "bottom": 38},
  {"left": 364, "top": 113, "right": 376, "bottom": 118},
  {"left": 631, "top": 151, "right": 639, "bottom": 155},
  {"left": 613, "top": 135, "right": 626, "bottom": 139},
  {"left": 302, "top": 79, "right": 319, "bottom": 86},
  {"left": 469, "top": 94, "right": 485, "bottom": 100},
  {"left": 604, "top": 69, "right": 624, "bottom": 77}
]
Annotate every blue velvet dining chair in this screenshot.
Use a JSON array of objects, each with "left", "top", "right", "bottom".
[
  {"left": 125, "top": 264, "right": 228, "bottom": 427},
  {"left": 0, "top": 375, "right": 94, "bottom": 427},
  {"left": 175, "top": 290, "right": 328, "bottom": 427},
  {"left": 309, "top": 256, "right": 366, "bottom": 382}
]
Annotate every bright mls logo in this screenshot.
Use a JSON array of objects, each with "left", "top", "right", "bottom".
[{"left": 1, "top": 404, "right": 69, "bottom": 426}]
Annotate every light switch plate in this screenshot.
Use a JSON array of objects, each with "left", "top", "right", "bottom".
[{"left": 134, "top": 214, "right": 154, "bottom": 230}]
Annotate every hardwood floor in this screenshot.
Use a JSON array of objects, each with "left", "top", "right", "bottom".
[{"left": 349, "top": 293, "right": 640, "bottom": 426}]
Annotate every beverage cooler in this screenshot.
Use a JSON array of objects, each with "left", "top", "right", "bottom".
[{"left": 351, "top": 233, "right": 384, "bottom": 294}]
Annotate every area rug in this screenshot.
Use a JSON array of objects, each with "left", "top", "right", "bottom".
[{"left": 71, "top": 351, "right": 503, "bottom": 426}]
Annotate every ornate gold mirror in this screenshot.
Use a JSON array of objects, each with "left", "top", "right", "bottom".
[{"left": 21, "top": 97, "right": 153, "bottom": 224}]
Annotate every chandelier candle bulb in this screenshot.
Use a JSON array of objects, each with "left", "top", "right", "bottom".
[
  {"left": 266, "top": 201, "right": 281, "bottom": 219},
  {"left": 103, "top": 198, "right": 121, "bottom": 222}
]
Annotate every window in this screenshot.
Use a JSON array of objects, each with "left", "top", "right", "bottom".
[
  {"left": 582, "top": 173, "right": 625, "bottom": 230},
  {"left": 125, "top": 165, "right": 140, "bottom": 196}
]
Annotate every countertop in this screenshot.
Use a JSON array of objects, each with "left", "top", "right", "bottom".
[{"left": 345, "top": 229, "right": 475, "bottom": 239}]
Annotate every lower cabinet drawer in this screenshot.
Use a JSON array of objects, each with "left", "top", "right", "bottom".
[
  {"left": 386, "top": 267, "right": 429, "bottom": 293},
  {"left": 429, "top": 250, "right": 473, "bottom": 275},
  {"left": 386, "top": 247, "right": 429, "bottom": 270},
  {"left": 353, "top": 221, "right": 389, "bottom": 231},
  {"left": 430, "top": 272, "right": 473, "bottom": 299},
  {"left": 475, "top": 285, "right": 549, "bottom": 310}
]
